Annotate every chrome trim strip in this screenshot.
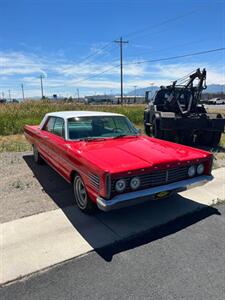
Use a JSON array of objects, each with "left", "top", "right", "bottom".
[{"left": 97, "top": 175, "right": 213, "bottom": 211}]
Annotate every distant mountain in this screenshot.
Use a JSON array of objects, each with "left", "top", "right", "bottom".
[
  {"left": 127, "top": 84, "right": 225, "bottom": 96},
  {"left": 204, "top": 84, "right": 225, "bottom": 93},
  {"left": 127, "top": 86, "right": 159, "bottom": 96}
]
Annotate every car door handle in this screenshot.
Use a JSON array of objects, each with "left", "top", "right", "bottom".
[{"left": 43, "top": 136, "right": 49, "bottom": 139}]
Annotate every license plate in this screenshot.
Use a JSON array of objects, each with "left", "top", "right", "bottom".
[{"left": 154, "top": 191, "right": 171, "bottom": 199}]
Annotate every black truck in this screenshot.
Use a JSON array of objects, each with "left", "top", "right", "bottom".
[{"left": 144, "top": 68, "right": 225, "bottom": 146}]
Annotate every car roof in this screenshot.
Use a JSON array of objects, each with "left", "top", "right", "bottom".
[{"left": 45, "top": 111, "right": 123, "bottom": 119}]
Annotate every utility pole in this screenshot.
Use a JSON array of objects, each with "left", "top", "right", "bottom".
[
  {"left": 134, "top": 85, "right": 137, "bottom": 104},
  {"left": 8, "top": 89, "right": 11, "bottom": 101},
  {"left": 150, "top": 82, "right": 154, "bottom": 101},
  {"left": 77, "top": 88, "right": 80, "bottom": 102},
  {"left": 40, "top": 75, "right": 44, "bottom": 99},
  {"left": 21, "top": 84, "right": 25, "bottom": 101},
  {"left": 114, "top": 37, "right": 128, "bottom": 105}
]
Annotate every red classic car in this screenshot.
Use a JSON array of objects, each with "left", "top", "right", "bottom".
[{"left": 24, "top": 111, "right": 213, "bottom": 212}]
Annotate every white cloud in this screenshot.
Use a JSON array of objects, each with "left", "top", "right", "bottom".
[
  {"left": 0, "top": 52, "right": 47, "bottom": 76},
  {"left": 153, "top": 63, "right": 225, "bottom": 85},
  {"left": 0, "top": 50, "right": 224, "bottom": 98},
  {"left": 54, "top": 61, "right": 146, "bottom": 78}
]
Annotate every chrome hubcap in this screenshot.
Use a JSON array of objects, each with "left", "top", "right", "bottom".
[{"left": 74, "top": 177, "right": 87, "bottom": 209}]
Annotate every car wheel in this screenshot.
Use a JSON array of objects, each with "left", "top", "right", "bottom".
[
  {"left": 73, "top": 175, "right": 95, "bottom": 213},
  {"left": 33, "top": 145, "right": 43, "bottom": 164}
]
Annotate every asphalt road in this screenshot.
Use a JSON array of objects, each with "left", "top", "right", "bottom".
[{"left": 1, "top": 204, "right": 225, "bottom": 300}]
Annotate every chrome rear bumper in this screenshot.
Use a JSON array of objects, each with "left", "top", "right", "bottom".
[{"left": 97, "top": 175, "right": 213, "bottom": 211}]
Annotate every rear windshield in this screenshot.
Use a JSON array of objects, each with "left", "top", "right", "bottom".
[{"left": 67, "top": 116, "right": 137, "bottom": 140}]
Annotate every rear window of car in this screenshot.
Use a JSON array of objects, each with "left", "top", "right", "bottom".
[
  {"left": 53, "top": 117, "right": 65, "bottom": 137},
  {"left": 43, "top": 117, "right": 65, "bottom": 138},
  {"left": 43, "top": 117, "right": 56, "bottom": 133}
]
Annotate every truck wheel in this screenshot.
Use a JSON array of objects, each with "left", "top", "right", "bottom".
[
  {"left": 144, "top": 124, "right": 151, "bottom": 136},
  {"left": 197, "top": 132, "right": 221, "bottom": 147},
  {"left": 163, "top": 131, "right": 175, "bottom": 142},
  {"left": 152, "top": 119, "right": 163, "bottom": 139},
  {"left": 197, "top": 132, "right": 211, "bottom": 146},
  {"left": 33, "top": 145, "right": 43, "bottom": 164},
  {"left": 73, "top": 175, "right": 95, "bottom": 213},
  {"left": 211, "top": 132, "right": 222, "bottom": 147}
]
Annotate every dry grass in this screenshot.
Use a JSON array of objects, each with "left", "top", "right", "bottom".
[
  {"left": 207, "top": 107, "right": 225, "bottom": 115},
  {"left": 220, "top": 133, "right": 225, "bottom": 147},
  {"left": 0, "top": 134, "right": 32, "bottom": 152}
]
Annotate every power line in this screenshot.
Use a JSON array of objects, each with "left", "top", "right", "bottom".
[
  {"left": 123, "top": 47, "right": 225, "bottom": 66},
  {"left": 124, "top": 38, "right": 208, "bottom": 61},
  {"left": 72, "top": 64, "right": 120, "bottom": 85},
  {"left": 76, "top": 41, "right": 115, "bottom": 65},
  {"left": 72, "top": 10, "right": 198, "bottom": 68},
  {"left": 124, "top": 2, "right": 216, "bottom": 42},
  {"left": 124, "top": 8, "right": 201, "bottom": 40},
  {"left": 70, "top": 47, "right": 225, "bottom": 87},
  {"left": 70, "top": 11, "right": 191, "bottom": 67},
  {"left": 69, "top": 9, "right": 196, "bottom": 69},
  {"left": 70, "top": 3, "right": 214, "bottom": 67},
  {"left": 66, "top": 41, "right": 118, "bottom": 89}
]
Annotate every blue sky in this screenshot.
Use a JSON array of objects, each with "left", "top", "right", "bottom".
[{"left": 0, "top": 0, "right": 224, "bottom": 98}]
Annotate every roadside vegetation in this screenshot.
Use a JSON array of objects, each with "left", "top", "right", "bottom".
[
  {"left": 0, "top": 101, "right": 224, "bottom": 163},
  {"left": 0, "top": 100, "right": 144, "bottom": 136}
]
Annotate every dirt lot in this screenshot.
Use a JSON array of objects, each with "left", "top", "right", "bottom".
[
  {"left": 0, "top": 152, "right": 75, "bottom": 223},
  {"left": 1, "top": 151, "right": 225, "bottom": 224}
]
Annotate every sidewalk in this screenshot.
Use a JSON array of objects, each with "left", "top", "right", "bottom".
[{"left": 1, "top": 167, "right": 224, "bottom": 285}]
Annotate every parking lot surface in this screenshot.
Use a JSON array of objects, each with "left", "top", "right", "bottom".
[{"left": 1, "top": 204, "right": 225, "bottom": 300}]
